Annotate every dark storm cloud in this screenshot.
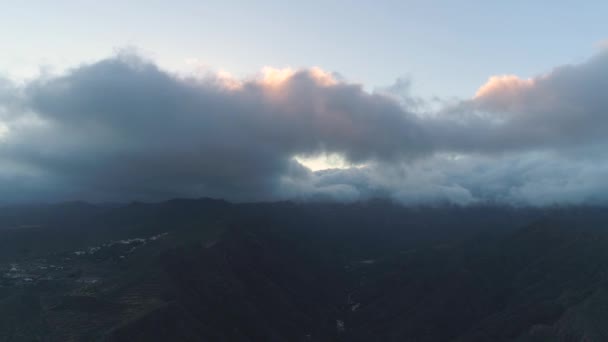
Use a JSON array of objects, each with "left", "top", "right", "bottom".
[
  {"left": 1, "top": 50, "right": 608, "bottom": 204},
  {"left": 0, "top": 54, "right": 429, "bottom": 202}
]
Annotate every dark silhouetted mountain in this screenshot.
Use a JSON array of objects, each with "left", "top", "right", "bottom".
[{"left": 1, "top": 200, "right": 608, "bottom": 341}]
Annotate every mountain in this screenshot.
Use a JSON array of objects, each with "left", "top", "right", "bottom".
[{"left": 1, "top": 200, "right": 608, "bottom": 341}]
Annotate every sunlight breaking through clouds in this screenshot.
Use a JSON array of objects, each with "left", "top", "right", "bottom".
[{"left": 294, "top": 153, "right": 366, "bottom": 172}]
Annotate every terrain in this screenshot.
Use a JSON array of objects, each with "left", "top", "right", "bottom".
[{"left": 1, "top": 199, "right": 608, "bottom": 341}]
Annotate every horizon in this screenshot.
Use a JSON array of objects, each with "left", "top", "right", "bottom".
[{"left": 7, "top": 196, "right": 608, "bottom": 210}]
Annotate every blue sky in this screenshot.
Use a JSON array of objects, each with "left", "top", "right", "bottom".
[{"left": 2, "top": 0, "right": 606, "bottom": 98}]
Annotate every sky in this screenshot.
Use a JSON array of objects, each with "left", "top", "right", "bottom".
[
  {"left": 2, "top": 0, "right": 606, "bottom": 97},
  {"left": 0, "top": 1, "right": 608, "bottom": 205}
]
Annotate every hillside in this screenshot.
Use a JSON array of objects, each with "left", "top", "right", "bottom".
[{"left": 1, "top": 200, "right": 608, "bottom": 341}]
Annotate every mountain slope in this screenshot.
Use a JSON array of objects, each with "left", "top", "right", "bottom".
[{"left": 1, "top": 200, "right": 608, "bottom": 341}]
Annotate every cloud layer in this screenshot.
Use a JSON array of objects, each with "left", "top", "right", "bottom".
[{"left": 1, "top": 50, "right": 608, "bottom": 205}]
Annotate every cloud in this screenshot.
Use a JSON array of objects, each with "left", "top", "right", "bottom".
[
  {"left": 473, "top": 75, "right": 536, "bottom": 106},
  {"left": 0, "top": 50, "right": 608, "bottom": 205},
  {"left": 430, "top": 50, "right": 608, "bottom": 154},
  {"left": 279, "top": 149, "right": 608, "bottom": 206},
  {"left": 0, "top": 53, "right": 429, "bottom": 202}
]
